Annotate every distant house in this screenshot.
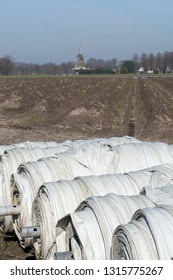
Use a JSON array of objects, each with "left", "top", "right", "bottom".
[
  {"left": 147, "top": 70, "right": 154, "bottom": 74},
  {"left": 137, "top": 67, "right": 145, "bottom": 74}
]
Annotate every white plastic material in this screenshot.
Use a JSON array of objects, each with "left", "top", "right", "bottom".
[
  {"left": 0, "top": 144, "right": 71, "bottom": 233},
  {"left": 1, "top": 145, "right": 70, "bottom": 205},
  {"left": 76, "top": 163, "right": 173, "bottom": 196},
  {"left": 11, "top": 139, "right": 137, "bottom": 246},
  {"left": 112, "top": 203, "right": 173, "bottom": 260},
  {"left": 0, "top": 140, "right": 61, "bottom": 156},
  {"left": 113, "top": 142, "right": 173, "bottom": 173},
  {"left": 12, "top": 162, "right": 173, "bottom": 249},
  {"left": 30, "top": 163, "right": 173, "bottom": 259},
  {"left": 12, "top": 162, "right": 173, "bottom": 250},
  {"left": 1, "top": 137, "right": 173, "bottom": 259},
  {"left": 58, "top": 193, "right": 155, "bottom": 260},
  {"left": 59, "top": 185, "right": 173, "bottom": 260}
]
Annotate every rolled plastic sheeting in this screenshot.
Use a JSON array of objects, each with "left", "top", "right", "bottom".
[
  {"left": 32, "top": 180, "right": 92, "bottom": 259},
  {"left": 143, "top": 164, "right": 173, "bottom": 188},
  {"left": 11, "top": 152, "right": 173, "bottom": 248},
  {"left": 69, "top": 136, "right": 141, "bottom": 150},
  {"left": 0, "top": 140, "right": 61, "bottom": 156},
  {"left": 0, "top": 140, "right": 71, "bottom": 231},
  {"left": 31, "top": 163, "right": 173, "bottom": 259},
  {"left": 76, "top": 163, "right": 173, "bottom": 196},
  {"left": 23, "top": 140, "right": 63, "bottom": 148},
  {"left": 8, "top": 140, "right": 173, "bottom": 247},
  {"left": 0, "top": 143, "right": 27, "bottom": 156},
  {"left": 1, "top": 144, "right": 70, "bottom": 207},
  {"left": 112, "top": 203, "right": 173, "bottom": 260},
  {"left": 11, "top": 137, "right": 141, "bottom": 208},
  {"left": 10, "top": 141, "right": 125, "bottom": 242},
  {"left": 52, "top": 141, "right": 173, "bottom": 178},
  {"left": 11, "top": 156, "right": 92, "bottom": 248},
  {"left": 140, "top": 184, "right": 173, "bottom": 205},
  {"left": 31, "top": 168, "right": 148, "bottom": 259},
  {"left": 0, "top": 144, "right": 71, "bottom": 233},
  {"left": 0, "top": 135, "right": 138, "bottom": 156},
  {"left": 0, "top": 168, "right": 3, "bottom": 207},
  {"left": 57, "top": 193, "right": 155, "bottom": 260},
  {"left": 55, "top": 142, "right": 120, "bottom": 176},
  {"left": 113, "top": 142, "right": 173, "bottom": 173},
  {"left": 0, "top": 137, "right": 118, "bottom": 208},
  {"left": 0, "top": 140, "right": 71, "bottom": 205}
]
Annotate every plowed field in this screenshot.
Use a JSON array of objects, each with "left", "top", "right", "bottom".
[
  {"left": 0, "top": 75, "right": 173, "bottom": 145},
  {"left": 0, "top": 74, "right": 173, "bottom": 259}
]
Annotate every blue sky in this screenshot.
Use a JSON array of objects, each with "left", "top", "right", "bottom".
[{"left": 0, "top": 0, "right": 173, "bottom": 64}]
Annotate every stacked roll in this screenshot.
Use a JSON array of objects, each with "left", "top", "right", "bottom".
[
  {"left": 0, "top": 143, "right": 72, "bottom": 233},
  {"left": 112, "top": 199, "right": 173, "bottom": 259},
  {"left": 2, "top": 137, "right": 173, "bottom": 257},
  {"left": 57, "top": 185, "right": 173, "bottom": 260},
  {"left": 15, "top": 161, "right": 173, "bottom": 251},
  {"left": 113, "top": 141, "right": 173, "bottom": 173},
  {"left": 76, "top": 163, "right": 173, "bottom": 196},
  {"left": 11, "top": 141, "right": 121, "bottom": 246},
  {"left": 29, "top": 163, "right": 173, "bottom": 259},
  {"left": 57, "top": 193, "right": 155, "bottom": 260}
]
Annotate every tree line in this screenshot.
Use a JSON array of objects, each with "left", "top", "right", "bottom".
[{"left": 0, "top": 51, "right": 173, "bottom": 75}]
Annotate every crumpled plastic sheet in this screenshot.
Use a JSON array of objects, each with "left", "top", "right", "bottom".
[
  {"left": 140, "top": 184, "right": 173, "bottom": 205},
  {"left": 112, "top": 202, "right": 173, "bottom": 260},
  {"left": 55, "top": 142, "right": 120, "bottom": 176}
]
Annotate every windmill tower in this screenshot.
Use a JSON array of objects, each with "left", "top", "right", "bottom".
[
  {"left": 72, "top": 44, "right": 89, "bottom": 73},
  {"left": 75, "top": 44, "right": 85, "bottom": 68}
]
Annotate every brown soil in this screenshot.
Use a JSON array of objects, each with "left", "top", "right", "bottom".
[{"left": 0, "top": 74, "right": 173, "bottom": 259}]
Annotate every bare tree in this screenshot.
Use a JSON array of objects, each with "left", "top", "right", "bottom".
[
  {"left": 0, "top": 55, "right": 15, "bottom": 75},
  {"left": 147, "top": 53, "right": 155, "bottom": 71},
  {"left": 155, "top": 52, "right": 162, "bottom": 72},
  {"left": 140, "top": 52, "right": 148, "bottom": 71}
]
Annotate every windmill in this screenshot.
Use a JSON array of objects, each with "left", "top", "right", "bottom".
[
  {"left": 72, "top": 44, "right": 90, "bottom": 73},
  {"left": 75, "top": 44, "right": 85, "bottom": 68}
]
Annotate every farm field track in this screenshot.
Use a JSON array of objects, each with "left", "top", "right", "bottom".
[{"left": 0, "top": 74, "right": 173, "bottom": 260}]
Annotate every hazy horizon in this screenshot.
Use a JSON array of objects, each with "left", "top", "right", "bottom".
[{"left": 1, "top": 0, "right": 173, "bottom": 64}]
